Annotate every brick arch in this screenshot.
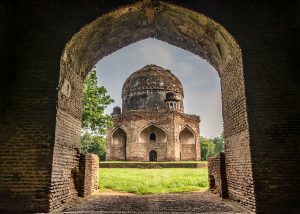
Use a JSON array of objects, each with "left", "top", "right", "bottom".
[
  {"left": 0, "top": 1, "right": 298, "bottom": 213},
  {"left": 111, "top": 126, "right": 127, "bottom": 136},
  {"left": 179, "top": 126, "right": 195, "bottom": 145},
  {"left": 60, "top": 1, "right": 239, "bottom": 78},
  {"left": 54, "top": 0, "right": 253, "bottom": 211},
  {"left": 139, "top": 124, "right": 167, "bottom": 144},
  {"left": 179, "top": 126, "right": 197, "bottom": 161},
  {"left": 108, "top": 127, "right": 127, "bottom": 161},
  {"left": 111, "top": 127, "right": 127, "bottom": 146}
]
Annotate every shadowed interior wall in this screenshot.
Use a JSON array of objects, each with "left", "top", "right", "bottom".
[{"left": 0, "top": 0, "right": 299, "bottom": 213}]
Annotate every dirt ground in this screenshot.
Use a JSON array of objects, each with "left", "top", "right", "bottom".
[{"left": 62, "top": 190, "right": 249, "bottom": 213}]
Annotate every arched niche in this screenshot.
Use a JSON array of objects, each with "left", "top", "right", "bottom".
[
  {"left": 112, "top": 128, "right": 127, "bottom": 146},
  {"left": 139, "top": 125, "right": 167, "bottom": 144},
  {"left": 57, "top": 0, "right": 253, "bottom": 210},
  {"left": 179, "top": 127, "right": 195, "bottom": 144},
  {"left": 110, "top": 128, "right": 127, "bottom": 160},
  {"left": 180, "top": 126, "right": 197, "bottom": 161},
  {"left": 149, "top": 150, "right": 158, "bottom": 161}
]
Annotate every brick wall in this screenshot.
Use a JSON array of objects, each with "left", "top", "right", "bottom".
[
  {"left": 208, "top": 153, "right": 228, "bottom": 198},
  {"left": 221, "top": 54, "right": 255, "bottom": 210},
  {"left": 107, "top": 111, "right": 199, "bottom": 161},
  {"left": 78, "top": 154, "right": 99, "bottom": 197},
  {"left": 0, "top": 1, "right": 299, "bottom": 213}
]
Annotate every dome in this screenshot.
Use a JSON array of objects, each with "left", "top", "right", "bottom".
[
  {"left": 122, "top": 65, "right": 184, "bottom": 113},
  {"left": 112, "top": 106, "right": 121, "bottom": 115},
  {"left": 122, "top": 64, "right": 183, "bottom": 96}
]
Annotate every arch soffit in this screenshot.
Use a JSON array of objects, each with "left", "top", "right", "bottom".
[
  {"left": 60, "top": 0, "right": 241, "bottom": 81},
  {"left": 112, "top": 126, "right": 127, "bottom": 137},
  {"left": 179, "top": 125, "right": 196, "bottom": 138},
  {"left": 139, "top": 124, "right": 167, "bottom": 137}
]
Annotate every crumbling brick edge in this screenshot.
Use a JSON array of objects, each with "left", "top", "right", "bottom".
[{"left": 208, "top": 152, "right": 228, "bottom": 198}]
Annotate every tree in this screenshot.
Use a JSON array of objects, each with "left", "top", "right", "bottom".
[
  {"left": 82, "top": 70, "right": 114, "bottom": 135},
  {"left": 81, "top": 70, "right": 114, "bottom": 160},
  {"left": 80, "top": 133, "right": 106, "bottom": 160},
  {"left": 213, "top": 131, "right": 224, "bottom": 154},
  {"left": 200, "top": 132, "right": 224, "bottom": 161},
  {"left": 200, "top": 136, "right": 215, "bottom": 161}
]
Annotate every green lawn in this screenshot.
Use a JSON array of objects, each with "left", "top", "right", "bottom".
[
  {"left": 100, "top": 161, "right": 207, "bottom": 164},
  {"left": 99, "top": 168, "right": 208, "bottom": 194}
]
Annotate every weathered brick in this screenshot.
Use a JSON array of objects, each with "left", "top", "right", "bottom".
[{"left": 0, "top": 1, "right": 299, "bottom": 213}]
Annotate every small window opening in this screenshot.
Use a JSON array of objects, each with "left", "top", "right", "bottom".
[{"left": 150, "top": 133, "right": 156, "bottom": 141}]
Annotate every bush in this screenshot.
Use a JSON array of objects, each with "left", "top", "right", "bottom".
[
  {"left": 200, "top": 132, "right": 224, "bottom": 161},
  {"left": 80, "top": 133, "right": 106, "bottom": 160}
]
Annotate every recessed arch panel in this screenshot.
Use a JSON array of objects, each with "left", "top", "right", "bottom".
[
  {"left": 179, "top": 126, "right": 196, "bottom": 161},
  {"left": 110, "top": 127, "right": 127, "bottom": 160},
  {"left": 179, "top": 127, "right": 195, "bottom": 144},
  {"left": 139, "top": 124, "right": 167, "bottom": 144}
]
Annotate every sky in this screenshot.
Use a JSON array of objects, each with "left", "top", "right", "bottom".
[{"left": 95, "top": 38, "right": 223, "bottom": 138}]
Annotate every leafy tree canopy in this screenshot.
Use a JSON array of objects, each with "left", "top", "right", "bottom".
[
  {"left": 81, "top": 133, "right": 106, "bottom": 160},
  {"left": 200, "top": 132, "right": 224, "bottom": 161},
  {"left": 82, "top": 70, "right": 114, "bottom": 135},
  {"left": 81, "top": 70, "right": 114, "bottom": 160}
]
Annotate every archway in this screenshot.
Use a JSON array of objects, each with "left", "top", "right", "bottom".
[
  {"left": 149, "top": 150, "right": 157, "bottom": 161},
  {"left": 107, "top": 128, "right": 127, "bottom": 161},
  {"left": 179, "top": 127, "right": 196, "bottom": 161},
  {"left": 55, "top": 0, "right": 253, "bottom": 211},
  {"left": 139, "top": 125, "right": 167, "bottom": 161},
  {"left": 139, "top": 124, "right": 167, "bottom": 144}
]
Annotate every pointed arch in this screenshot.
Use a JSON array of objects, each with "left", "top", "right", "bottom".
[
  {"left": 112, "top": 127, "right": 127, "bottom": 146},
  {"left": 179, "top": 126, "right": 197, "bottom": 161},
  {"left": 110, "top": 127, "right": 127, "bottom": 160},
  {"left": 56, "top": 0, "right": 254, "bottom": 211},
  {"left": 139, "top": 124, "right": 167, "bottom": 144},
  {"left": 149, "top": 150, "right": 158, "bottom": 162},
  {"left": 179, "top": 126, "right": 196, "bottom": 144}
]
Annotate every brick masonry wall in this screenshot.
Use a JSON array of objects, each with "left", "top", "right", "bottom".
[
  {"left": 0, "top": 1, "right": 299, "bottom": 213},
  {"left": 106, "top": 111, "right": 199, "bottom": 161},
  {"left": 221, "top": 54, "right": 255, "bottom": 210},
  {"left": 0, "top": 1, "right": 62, "bottom": 212},
  {"left": 78, "top": 154, "right": 99, "bottom": 197},
  {"left": 208, "top": 153, "right": 228, "bottom": 198},
  {"left": 174, "top": 113, "right": 200, "bottom": 161},
  {"left": 49, "top": 109, "right": 81, "bottom": 211}
]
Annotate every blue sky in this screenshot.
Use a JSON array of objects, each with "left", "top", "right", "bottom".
[{"left": 95, "top": 38, "right": 223, "bottom": 138}]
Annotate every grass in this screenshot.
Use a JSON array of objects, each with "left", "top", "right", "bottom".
[
  {"left": 99, "top": 168, "right": 208, "bottom": 194},
  {"left": 100, "top": 161, "right": 207, "bottom": 164}
]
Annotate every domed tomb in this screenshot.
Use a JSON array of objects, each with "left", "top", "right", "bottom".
[
  {"left": 107, "top": 64, "right": 200, "bottom": 162},
  {"left": 122, "top": 64, "right": 184, "bottom": 113}
]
